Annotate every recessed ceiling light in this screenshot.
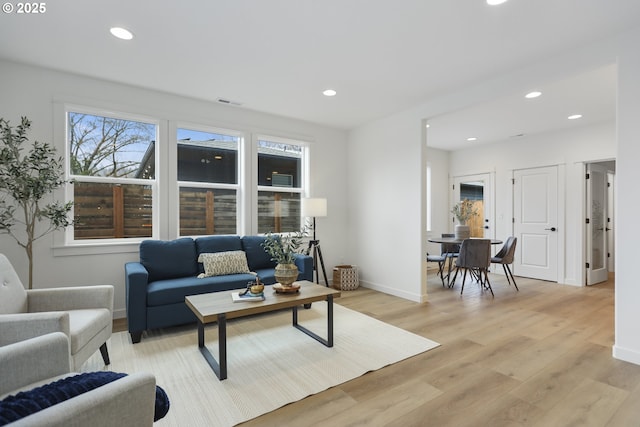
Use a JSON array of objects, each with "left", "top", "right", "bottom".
[
  {"left": 487, "top": 0, "right": 509, "bottom": 5},
  {"left": 110, "top": 27, "right": 134, "bottom": 40},
  {"left": 322, "top": 89, "right": 337, "bottom": 97},
  {"left": 525, "top": 91, "right": 542, "bottom": 99},
  {"left": 467, "top": 137, "right": 478, "bottom": 142},
  {"left": 426, "top": 124, "right": 430, "bottom": 128},
  {"left": 568, "top": 114, "right": 583, "bottom": 120}
]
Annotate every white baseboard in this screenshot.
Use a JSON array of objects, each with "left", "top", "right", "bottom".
[
  {"left": 113, "top": 308, "right": 126, "bottom": 320},
  {"left": 359, "top": 280, "right": 422, "bottom": 303},
  {"left": 613, "top": 344, "right": 640, "bottom": 366}
]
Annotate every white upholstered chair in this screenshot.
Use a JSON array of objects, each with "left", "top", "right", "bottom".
[
  {"left": 0, "top": 333, "right": 158, "bottom": 427},
  {"left": 0, "top": 254, "right": 113, "bottom": 370}
]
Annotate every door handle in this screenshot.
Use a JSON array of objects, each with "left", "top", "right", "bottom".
[{"left": 545, "top": 227, "right": 557, "bottom": 232}]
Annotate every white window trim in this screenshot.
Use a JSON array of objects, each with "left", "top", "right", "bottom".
[
  {"left": 253, "top": 134, "right": 310, "bottom": 235},
  {"left": 62, "top": 104, "right": 160, "bottom": 247},
  {"left": 174, "top": 123, "right": 245, "bottom": 238}
]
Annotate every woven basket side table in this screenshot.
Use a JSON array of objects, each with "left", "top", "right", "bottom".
[{"left": 332, "top": 265, "right": 359, "bottom": 290}]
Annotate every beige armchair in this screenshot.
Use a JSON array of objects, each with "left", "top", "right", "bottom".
[
  {"left": 0, "top": 254, "right": 113, "bottom": 370},
  {"left": 0, "top": 333, "right": 158, "bottom": 427}
]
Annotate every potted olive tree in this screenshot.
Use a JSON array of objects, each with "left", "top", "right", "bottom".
[{"left": 0, "top": 117, "right": 73, "bottom": 289}]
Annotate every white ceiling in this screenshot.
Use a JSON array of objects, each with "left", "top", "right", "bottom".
[
  {"left": 0, "top": 0, "right": 637, "bottom": 149},
  {"left": 427, "top": 63, "right": 618, "bottom": 150}
]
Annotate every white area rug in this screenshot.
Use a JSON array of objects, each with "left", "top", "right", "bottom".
[{"left": 83, "top": 304, "right": 439, "bottom": 426}]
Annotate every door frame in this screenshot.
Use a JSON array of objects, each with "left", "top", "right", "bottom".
[{"left": 582, "top": 159, "right": 616, "bottom": 286}]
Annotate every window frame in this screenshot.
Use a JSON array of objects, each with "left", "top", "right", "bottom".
[
  {"left": 63, "top": 104, "right": 160, "bottom": 246},
  {"left": 254, "top": 134, "right": 309, "bottom": 235},
  {"left": 175, "top": 123, "right": 244, "bottom": 237}
]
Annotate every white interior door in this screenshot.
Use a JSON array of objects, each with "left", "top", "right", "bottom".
[
  {"left": 513, "top": 166, "right": 558, "bottom": 281},
  {"left": 586, "top": 163, "right": 609, "bottom": 285},
  {"left": 452, "top": 173, "right": 493, "bottom": 239}
]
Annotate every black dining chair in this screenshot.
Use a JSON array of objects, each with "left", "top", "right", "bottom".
[
  {"left": 440, "top": 233, "right": 460, "bottom": 286},
  {"left": 491, "top": 236, "right": 519, "bottom": 291},
  {"left": 452, "top": 239, "right": 493, "bottom": 296},
  {"left": 427, "top": 252, "right": 447, "bottom": 286}
]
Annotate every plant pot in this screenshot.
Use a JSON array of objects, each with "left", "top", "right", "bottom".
[
  {"left": 455, "top": 224, "right": 470, "bottom": 240},
  {"left": 274, "top": 263, "right": 299, "bottom": 287}
]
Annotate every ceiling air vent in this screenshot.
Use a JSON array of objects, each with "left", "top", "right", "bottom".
[{"left": 216, "top": 98, "right": 243, "bottom": 107}]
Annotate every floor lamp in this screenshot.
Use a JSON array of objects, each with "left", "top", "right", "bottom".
[{"left": 302, "top": 197, "right": 329, "bottom": 286}]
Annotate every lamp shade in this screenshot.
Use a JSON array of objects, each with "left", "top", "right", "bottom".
[{"left": 301, "top": 198, "right": 327, "bottom": 218}]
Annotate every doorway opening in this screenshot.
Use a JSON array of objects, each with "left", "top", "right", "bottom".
[
  {"left": 586, "top": 160, "right": 616, "bottom": 286},
  {"left": 452, "top": 173, "right": 494, "bottom": 239}
]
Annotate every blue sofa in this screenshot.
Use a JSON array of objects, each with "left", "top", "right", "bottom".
[{"left": 125, "top": 235, "right": 313, "bottom": 343}]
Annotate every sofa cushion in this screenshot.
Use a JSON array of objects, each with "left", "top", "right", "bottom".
[
  {"left": 195, "top": 235, "right": 243, "bottom": 255},
  {"left": 147, "top": 274, "right": 256, "bottom": 306},
  {"left": 198, "top": 251, "right": 251, "bottom": 277},
  {"left": 242, "top": 235, "right": 277, "bottom": 271},
  {"left": 0, "top": 372, "right": 170, "bottom": 423},
  {"left": 140, "top": 238, "right": 198, "bottom": 282},
  {"left": 253, "top": 268, "right": 277, "bottom": 285}
]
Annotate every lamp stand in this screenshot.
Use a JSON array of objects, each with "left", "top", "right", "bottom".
[{"left": 307, "top": 216, "right": 329, "bottom": 286}]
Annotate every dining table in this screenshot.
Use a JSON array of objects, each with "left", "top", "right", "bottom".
[{"left": 427, "top": 237, "right": 503, "bottom": 287}]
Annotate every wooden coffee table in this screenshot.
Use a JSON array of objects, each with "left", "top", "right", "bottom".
[{"left": 185, "top": 280, "right": 341, "bottom": 380}]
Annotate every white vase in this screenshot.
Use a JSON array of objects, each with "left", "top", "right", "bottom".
[{"left": 455, "top": 224, "right": 470, "bottom": 240}]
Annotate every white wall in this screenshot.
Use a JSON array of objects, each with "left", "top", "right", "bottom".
[
  {"left": 449, "top": 122, "right": 616, "bottom": 285},
  {"left": 0, "top": 60, "right": 349, "bottom": 318},
  {"left": 347, "top": 111, "right": 425, "bottom": 301},
  {"left": 613, "top": 28, "right": 640, "bottom": 365},
  {"left": 425, "top": 147, "right": 450, "bottom": 257}
]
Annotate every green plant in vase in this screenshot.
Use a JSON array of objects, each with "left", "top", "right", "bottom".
[{"left": 262, "top": 224, "right": 310, "bottom": 287}]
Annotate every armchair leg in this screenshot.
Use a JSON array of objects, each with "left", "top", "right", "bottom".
[{"left": 99, "top": 342, "right": 111, "bottom": 365}]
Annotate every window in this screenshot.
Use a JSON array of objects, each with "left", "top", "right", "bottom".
[
  {"left": 67, "top": 111, "right": 157, "bottom": 241},
  {"left": 257, "top": 138, "right": 306, "bottom": 234},
  {"left": 62, "top": 106, "right": 310, "bottom": 247},
  {"left": 177, "top": 127, "right": 241, "bottom": 236}
]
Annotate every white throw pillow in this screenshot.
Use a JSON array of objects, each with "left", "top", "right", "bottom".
[{"left": 197, "top": 251, "right": 251, "bottom": 277}]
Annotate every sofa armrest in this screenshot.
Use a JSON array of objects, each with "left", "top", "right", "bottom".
[
  {"left": 8, "top": 372, "right": 157, "bottom": 427},
  {"left": 0, "top": 312, "right": 70, "bottom": 346},
  {"left": 125, "top": 262, "right": 149, "bottom": 338},
  {"left": 0, "top": 332, "right": 71, "bottom": 396},
  {"left": 27, "top": 285, "right": 114, "bottom": 313},
  {"left": 294, "top": 254, "right": 314, "bottom": 282}
]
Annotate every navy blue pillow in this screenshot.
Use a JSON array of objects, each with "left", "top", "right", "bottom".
[
  {"left": 0, "top": 372, "right": 170, "bottom": 425},
  {"left": 140, "top": 238, "right": 198, "bottom": 282}
]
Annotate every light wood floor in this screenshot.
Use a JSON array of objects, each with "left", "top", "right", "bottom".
[{"left": 115, "top": 272, "right": 640, "bottom": 426}]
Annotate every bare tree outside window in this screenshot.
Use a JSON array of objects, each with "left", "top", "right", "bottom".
[{"left": 68, "top": 113, "right": 155, "bottom": 178}]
